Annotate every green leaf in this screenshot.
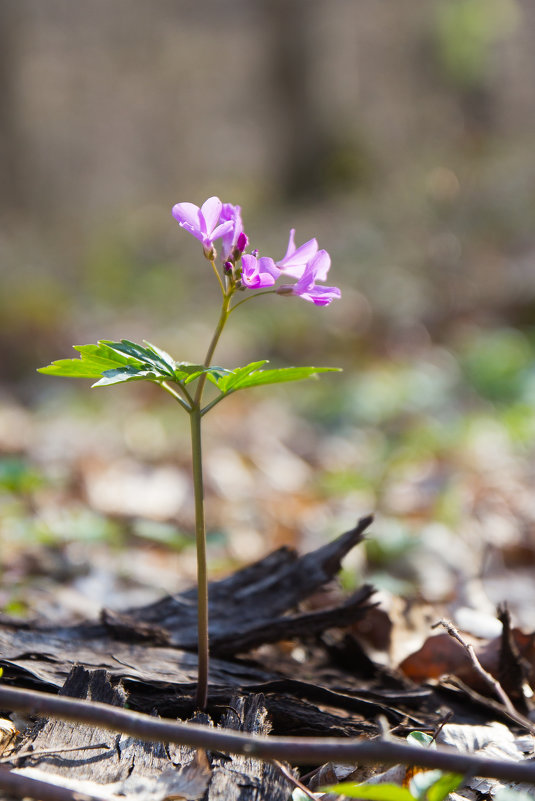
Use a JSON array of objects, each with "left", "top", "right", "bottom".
[
  {"left": 39, "top": 342, "right": 138, "bottom": 378},
  {"left": 407, "top": 732, "right": 436, "bottom": 749},
  {"left": 92, "top": 366, "right": 159, "bottom": 387},
  {"left": 38, "top": 358, "right": 111, "bottom": 378},
  {"left": 426, "top": 773, "right": 464, "bottom": 801},
  {"left": 210, "top": 362, "right": 341, "bottom": 395},
  {"left": 207, "top": 360, "right": 269, "bottom": 393},
  {"left": 173, "top": 363, "right": 232, "bottom": 385},
  {"left": 230, "top": 365, "right": 341, "bottom": 391},
  {"left": 143, "top": 340, "right": 177, "bottom": 372},
  {"left": 100, "top": 339, "right": 175, "bottom": 377},
  {"left": 73, "top": 343, "right": 134, "bottom": 368},
  {"left": 409, "top": 771, "right": 463, "bottom": 801},
  {"left": 322, "top": 782, "right": 415, "bottom": 801}
]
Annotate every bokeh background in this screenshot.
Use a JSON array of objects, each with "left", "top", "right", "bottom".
[{"left": 2, "top": 0, "right": 535, "bottom": 639}]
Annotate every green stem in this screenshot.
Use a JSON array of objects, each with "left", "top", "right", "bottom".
[
  {"left": 194, "top": 293, "right": 231, "bottom": 406},
  {"left": 189, "top": 289, "right": 234, "bottom": 710},
  {"left": 189, "top": 404, "right": 209, "bottom": 711},
  {"left": 229, "top": 289, "right": 277, "bottom": 313},
  {"left": 209, "top": 257, "right": 226, "bottom": 297},
  {"left": 160, "top": 380, "right": 193, "bottom": 411}
]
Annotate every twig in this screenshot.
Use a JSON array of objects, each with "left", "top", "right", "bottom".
[
  {"left": 272, "top": 759, "right": 318, "bottom": 800},
  {"left": 0, "top": 765, "right": 107, "bottom": 801},
  {"left": 432, "top": 618, "right": 535, "bottom": 734},
  {"left": 2, "top": 686, "right": 535, "bottom": 784},
  {"left": 0, "top": 742, "right": 110, "bottom": 765}
]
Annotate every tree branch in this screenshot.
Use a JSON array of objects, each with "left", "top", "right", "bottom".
[{"left": 1, "top": 685, "right": 535, "bottom": 783}]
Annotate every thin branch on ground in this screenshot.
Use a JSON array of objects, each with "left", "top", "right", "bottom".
[
  {"left": 272, "top": 759, "right": 318, "bottom": 800},
  {"left": 1, "top": 685, "right": 535, "bottom": 784},
  {"left": 432, "top": 618, "right": 535, "bottom": 734},
  {"left": 0, "top": 741, "right": 110, "bottom": 765},
  {"left": 0, "top": 766, "right": 108, "bottom": 801}
]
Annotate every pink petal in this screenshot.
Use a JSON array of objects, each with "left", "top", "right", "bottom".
[
  {"left": 301, "top": 285, "right": 341, "bottom": 305},
  {"left": 172, "top": 202, "right": 202, "bottom": 230},
  {"left": 308, "top": 249, "right": 331, "bottom": 282},
  {"left": 210, "top": 220, "right": 235, "bottom": 242},
  {"left": 282, "top": 229, "right": 296, "bottom": 260},
  {"left": 200, "top": 196, "right": 223, "bottom": 234},
  {"left": 257, "top": 256, "right": 280, "bottom": 280},
  {"left": 278, "top": 232, "right": 318, "bottom": 278}
]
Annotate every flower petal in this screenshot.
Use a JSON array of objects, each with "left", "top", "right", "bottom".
[
  {"left": 172, "top": 202, "right": 202, "bottom": 230},
  {"left": 277, "top": 231, "right": 318, "bottom": 278},
  {"left": 241, "top": 254, "right": 280, "bottom": 288},
  {"left": 308, "top": 249, "right": 331, "bottom": 282},
  {"left": 200, "top": 196, "right": 223, "bottom": 235},
  {"left": 300, "top": 285, "right": 341, "bottom": 305}
]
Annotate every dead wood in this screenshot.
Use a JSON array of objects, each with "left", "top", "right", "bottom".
[
  {"left": 3, "top": 682, "right": 535, "bottom": 785},
  {"left": 0, "top": 518, "right": 378, "bottom": 736},
  {"left": 5, "top": 668, "right": 293, "bottom": 800}
]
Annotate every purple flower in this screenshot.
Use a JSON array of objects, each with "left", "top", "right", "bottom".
[
  {"left": 172, "top": 196, "right": 234, "bottom": 253},
  {"left": 241, "top": 254, "right": 281, "bottom": 289},
  {"left": 277, "top": 229, "right": 319, "bottom": 279},
  {"left": 219, "top": 203, "right": 246, "bottom": 262},
  {"left": 277, "top": 250, "right": 341, "bottom": 306}
]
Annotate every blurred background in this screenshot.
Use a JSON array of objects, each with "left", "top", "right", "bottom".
[{"left": 1, "top": 0, "right": 535, "bottom": 637}]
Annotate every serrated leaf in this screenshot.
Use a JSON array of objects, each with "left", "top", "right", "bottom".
[
  {"left": 172, "top": 363, "right": 232, "bottom": 385},
  {"left": 101, "top": 339, "right": 175, "bottom": 377},
  {"left": 322, "top": 782, "right": 415, "bottom": 801},
  {"left": 92, "top": 366, "right": 159, "bottom": 387},
  {"left": 38, "top": 358, "right": 111, "bottom": 378},
  {"left": 230, "top": 366, "right": 341, "bottom": 391},
  {"left": 213, "top": 360, "right": 270, "bottom": 393},
  {"left": 143, "top": 340, "right": 177, "bottom": 371},
  {"left": 74, "top": 343, "right": 133, "bottom": 369}
]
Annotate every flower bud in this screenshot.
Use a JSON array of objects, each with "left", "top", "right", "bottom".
[{"left": 236, "top": 232, "right": 248, "bottom": 253}]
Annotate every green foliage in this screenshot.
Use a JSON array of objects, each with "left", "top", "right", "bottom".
[
  {"left": 0, "top": 458, "right": 44, "bottom": 494},
  {"left": 39, "top": 340, "right": 340, "bottom": 409},
  {"left": 412, "top": 772, "right": 463, "bottom": 801},
  {"left": 324, "top": 771, "right": 463, "bottom": 801},
  {"left": 407, "top": 732, "right": 435, "bottom": 749},
  {"left": 323, "top": 783, "right": 415, "bottom": 801},
  {"left": 434, "top": 0, "right": 518, "bottom": 88},
  {"left": 323, "top": 731, "right": 463, "bottom": 801},
  {"left": 209, "top": 361, "right": 341, "bottom": 394},
  {"left": 459, "top": 328, "right": 533, "bottom": 403}
]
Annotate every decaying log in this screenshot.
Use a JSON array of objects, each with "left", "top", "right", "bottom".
[
  {"left": 6, "top": 667, "right": 293, "bottom": 800},
  {"left": 0, "top": 518, "right": 382, "bottom": 797}
]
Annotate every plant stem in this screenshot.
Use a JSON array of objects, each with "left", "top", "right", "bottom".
[
  {"left": 194, "top": 293, "right": 231, "bottom": 406},
  {"left": 189, "top": 290, "right": 234, "bottom": 710},
  {"left": 189, "top": 403, "right": 209, "bottom": 711}
]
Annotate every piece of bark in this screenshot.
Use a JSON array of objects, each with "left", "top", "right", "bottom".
[
  {"left": 100, "top": 515, "right": 375, "bottom": 654},
  {"left": 0, "top": 519, "right": 374, "bottom": 695},
  {"left": 207, "top": 694, "right": 293, "bottom": 800},
  {"left": 10, "top": 669, "right": 293, "bottom": 800},
  {"left": 0, "top": 627, "right": 272, "bottom": 692}
]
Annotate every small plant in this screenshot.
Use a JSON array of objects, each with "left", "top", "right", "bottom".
[
  {"left": 39, "top": 197, "right": 341, "bottom": 710},
  {"left": 323, "top": 733, "right": 464, "bottom": 801}
]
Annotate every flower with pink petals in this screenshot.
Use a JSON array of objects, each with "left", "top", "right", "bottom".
[
  {"left": 277, "top": 250, "right": 341, "bottom": 306},
  {"left": 277, "top": 229, "right": 319, "bottom": 279},
  {"left": 172, "top": 196, "right": 234, "bottom": 254},
  {"left": 219, "top": 203, "right": 247, "bottom": 262},
  {"left": 240, "top": 254, "right": 281, "bottom": 289}
]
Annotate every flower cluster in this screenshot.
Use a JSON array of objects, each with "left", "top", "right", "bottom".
[{"left": 172, "top": 196, "right": 341, "bottom": 306}]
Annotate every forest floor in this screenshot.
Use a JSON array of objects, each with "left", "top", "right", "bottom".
[{"left": 1, "top": 325, "right": 535, "bottom": 799}]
